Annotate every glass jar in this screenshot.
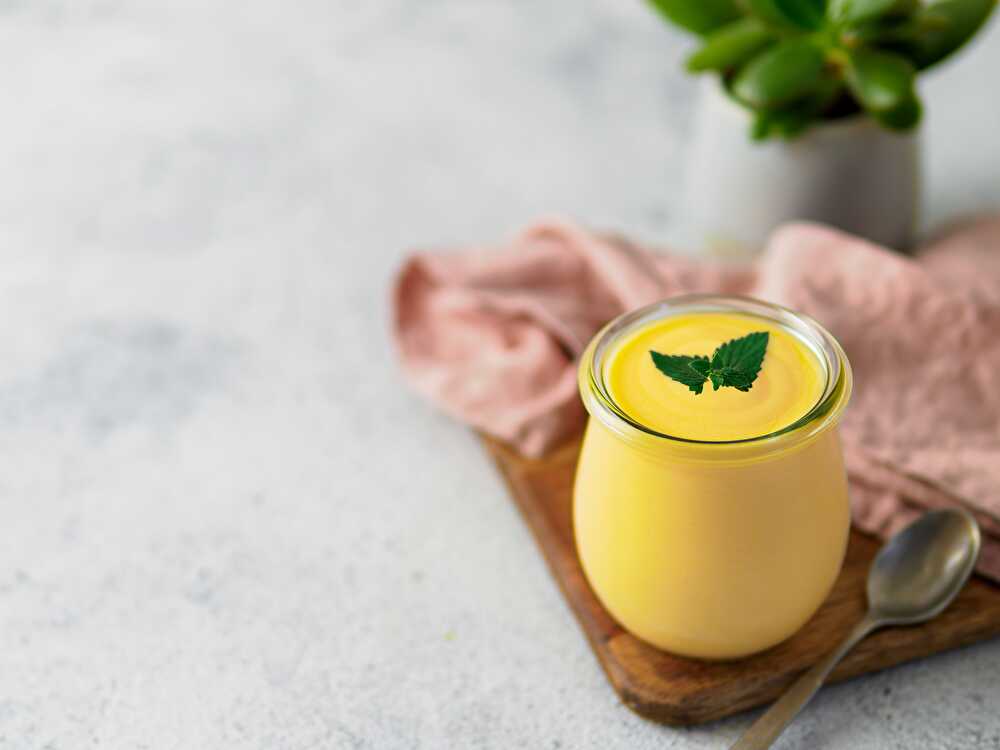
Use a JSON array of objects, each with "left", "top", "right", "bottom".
[{"left": 574, "top": 295, "right": 853, "bottom": 660}]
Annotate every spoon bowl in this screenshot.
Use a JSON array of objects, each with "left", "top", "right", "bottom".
[
  {"left": 732, "top": 507, "right": 981, "bottom": 749},
  {"left": 868, "top": 509, "right": 981, "bottom": 625}
]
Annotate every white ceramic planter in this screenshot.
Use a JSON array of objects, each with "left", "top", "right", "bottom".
[{"left": 679, "top": 80, "right": 921, "bottom": 260}]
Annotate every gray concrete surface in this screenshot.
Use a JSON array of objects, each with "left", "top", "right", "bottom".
[{"left": 0, "top": 1, "right": 998, "bottom": 748}]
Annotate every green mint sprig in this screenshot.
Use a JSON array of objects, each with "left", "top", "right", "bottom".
[{"left": 650, "top": 331, "right": 769, "bottom": 395}]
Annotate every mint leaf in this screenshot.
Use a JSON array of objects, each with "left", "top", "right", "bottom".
[
  {"left": 710, "top": 331, "right": 769, "bottom": 391},
  {"left": 689, "top": 357, "right": 711, "bottom": 377},
  {"left": 649, "top": 352, "right": 710, "bottom": 394},
  {"left": 650, "top": 330, "right": 770, "bottom": 395},
  {"left": 712, "top": 367, "right": 754, "bottom": 391}
]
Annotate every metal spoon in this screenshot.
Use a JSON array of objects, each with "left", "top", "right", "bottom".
[{"left": 731, "top": 508, "right": 981, "bottom": 750}]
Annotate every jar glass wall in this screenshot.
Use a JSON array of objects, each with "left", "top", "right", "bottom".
[{"left": 574, "top": 295, "right": 853, "bottom": 660}]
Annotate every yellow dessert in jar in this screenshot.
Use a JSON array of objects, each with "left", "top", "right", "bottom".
[{"left": 574, "top": 296, "right": 852, "bottom": 660}]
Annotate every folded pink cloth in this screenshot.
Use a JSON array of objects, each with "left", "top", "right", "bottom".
[{"left": 394, "top": 217, "right": 1000, "bottom": 581}]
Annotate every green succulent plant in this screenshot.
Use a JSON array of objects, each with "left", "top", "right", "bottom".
[{"left": 647, "top": 0, "right": 997, "bottom": 139}]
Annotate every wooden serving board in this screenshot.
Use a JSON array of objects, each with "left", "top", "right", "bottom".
[{"left": 480, "top": 433, "right": 1000, "bottom": 726}]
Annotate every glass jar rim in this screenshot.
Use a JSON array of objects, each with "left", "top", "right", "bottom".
[{"left": 579, "top": 294, "right": 852, "bottom": 457}]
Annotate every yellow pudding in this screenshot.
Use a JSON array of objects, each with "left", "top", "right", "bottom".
[
  {"left": 605, "top": 312, "right": 825, "bottom": 442},
  {"left": 574, "top": 296, "right": 852, "bottom": 660}
]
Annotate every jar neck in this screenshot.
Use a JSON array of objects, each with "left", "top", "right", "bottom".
[{"left": 579, "top": 295, "right": 852, "bottom": 462}]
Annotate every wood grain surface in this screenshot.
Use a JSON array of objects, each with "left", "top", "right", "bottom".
[{"left": 480, "top": 433, "right": 1000, "bottom": 726}]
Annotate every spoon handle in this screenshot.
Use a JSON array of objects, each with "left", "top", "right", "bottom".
[{"left": 730, "top": 615, "right": 880, "bottom": 750}]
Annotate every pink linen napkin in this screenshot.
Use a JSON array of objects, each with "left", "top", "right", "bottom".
[{"left": 393, "top": 216, "right": 1000, "bottom": 581}]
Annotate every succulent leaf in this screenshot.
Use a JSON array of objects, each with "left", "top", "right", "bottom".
[
  {"left": 849, "top": 10, "right": 948, "bottom": 44},
  {"left": 746, "top": 0, "right": 828, "bottom": 28},
  {"left": 733, "top": 39, "right": 828, "bottom": 108},
  {"left": 746, "top": 75, "right": 844, "bottom": 140},
  {"left": 645, "top": 0, "right": 742, "bottom": 35},
  {"left": 750, "top": 110, "right": 773, "bottom": 140},
  {"left": 845, "top": 48, "right": 916, "bottom": 112},
  {"left": 768, "top": 108, "right": 815, "bottom": 139},
  {"left": 881, "top": 0, "right": 998, "bottom": 69},
  {"left": 874, "top": 93, "right": 924, "bottom": 129},
  {"left": 829, "top": 0, "right": 918, "bottom": 26},
  {"left": 686, "top": 18, "right": 775, "bottom": 71},
  {"left": 775, "top": 0, "right": 828, "bottom": 28}
]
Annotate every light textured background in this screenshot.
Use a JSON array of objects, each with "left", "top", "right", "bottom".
[{"left": 1, "top": 2, "right": 999, "bottom": 748}]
